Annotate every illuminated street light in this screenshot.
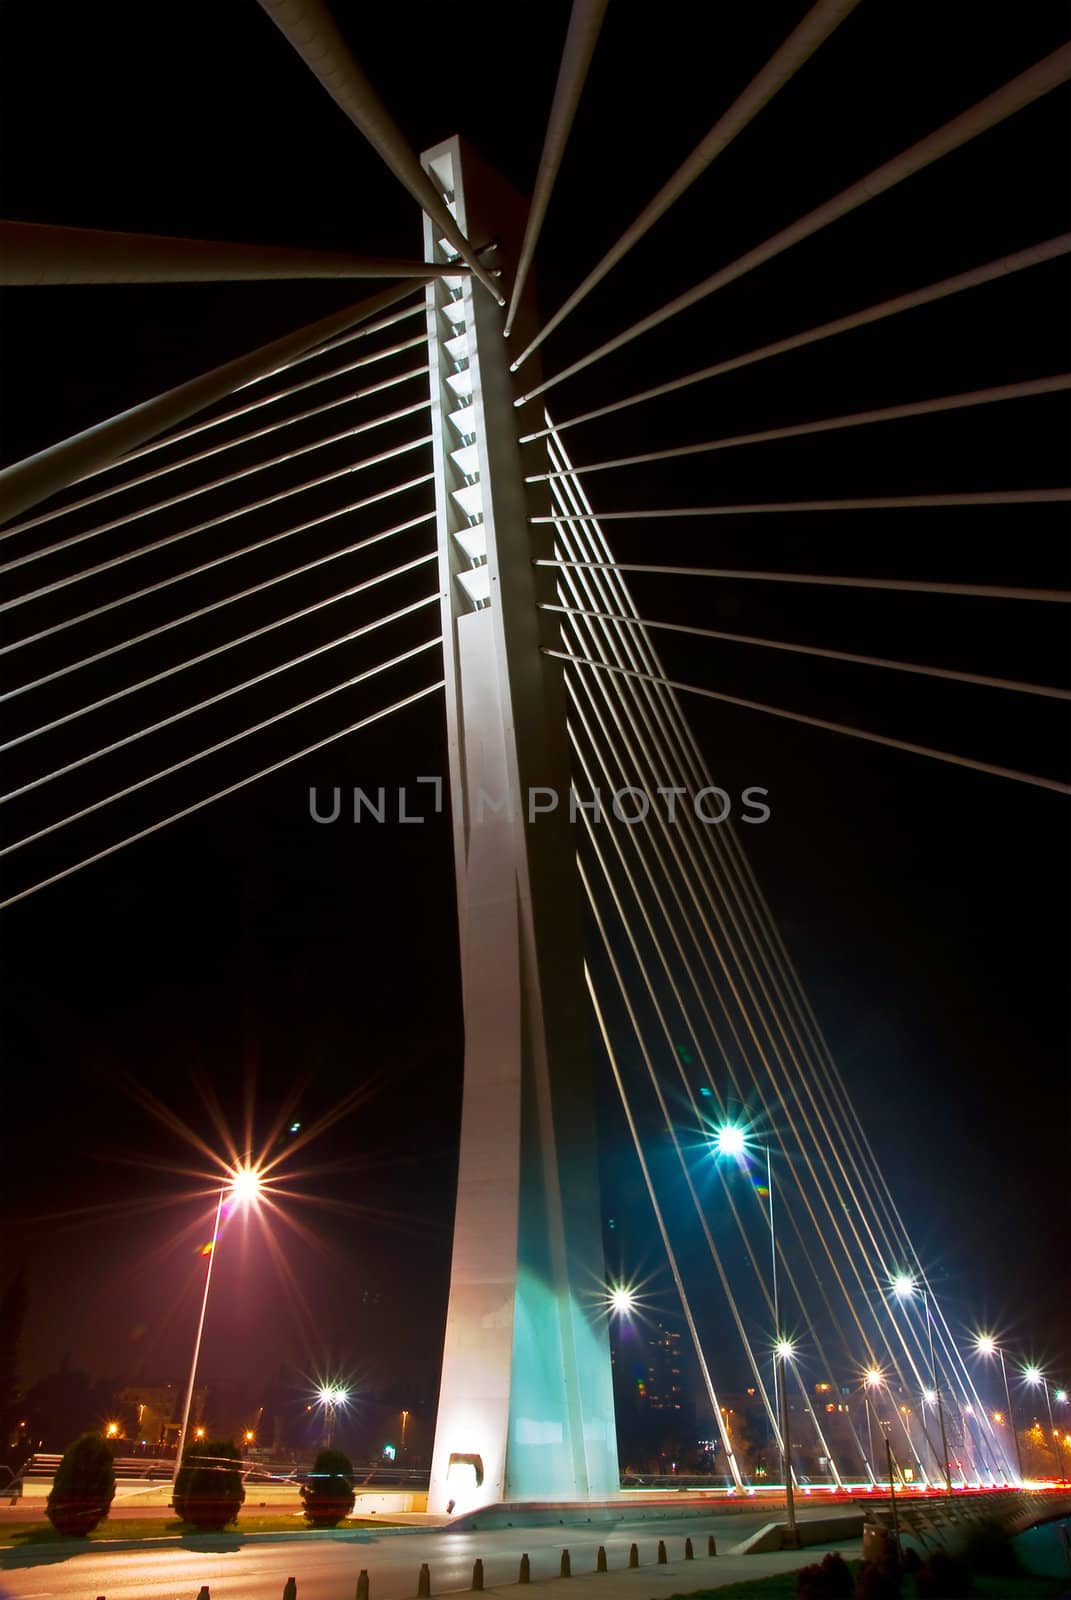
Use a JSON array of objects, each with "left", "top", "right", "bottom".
[
  {"left": 712, "top": 1123, "right": 748, "bottom": 1160},
  {"left": 1023, "top": 1365, "right": 1062, "bottom": 1482},
  {"left": 1056, "top": 1390, "right": 1068, "bottom": 1404},
  {"left": 609, "top": 1285, "right": 637, "bottom": 1316},
  {"left": 316, "top": 1383, "right": 350, "bottom": 1448},
  {"left": 923, "top": 1389, "right": 938, "bottom": 1406},
  {"left": 172, "top": 1163, "right": 266, "bottom": 1487},
  {"left": 972, "top": 1334, "right": 1023, "bottom": 1484},
  {"left": 710, "top": 1123, "right": 803, "bottom": 1526},
  {"left": 889, "top": 1271, "right": 952, "bottom": 1493},
  {"left": 228, "top": 1163, "right": 264, "bottom": 1207},
  {"left": 861, "top": 1369, "right": 884, "bottom": 1486},
  {"left": 105, "top": 1421, "right": 120, "bottom": 1439},
  {"left": 773, "top": 1336, "right": 800, "bottom": 1544}
]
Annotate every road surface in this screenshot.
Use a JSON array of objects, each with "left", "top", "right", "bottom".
[{"left": 0, "top": 1505, "right": 852, "bottom": 1599}]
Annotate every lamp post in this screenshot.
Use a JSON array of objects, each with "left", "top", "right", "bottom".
[
  {"left": 712, "top": 1124, "right": 798, "bottom": 1544},
  {"left": 892, "top": 1274, "right": 952, "bottom": 1493},
  {"left": 172, "top": 1164, "right": 263, "bottom": 1487},
  {"left": 862, "top": 1368, "right": 885, "bottom": 1487},
  {"left": 974, "top": 1336, "right": 1024, "bottom": 1484},
  {"left": 317, "top": 1385, "right": 349, "bottom": 1449},
  {"left": 774, "top": 1338, "right": 800, "bottom": 1545},
  {"left": 1024, "top": 1366, "right": 1062, "bottom": 1483}
]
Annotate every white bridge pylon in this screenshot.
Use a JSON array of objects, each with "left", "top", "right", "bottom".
[{"left": 422, "top": 137, "right": 620, "bottom": 1515}]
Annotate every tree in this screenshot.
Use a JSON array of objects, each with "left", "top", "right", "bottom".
[
  {"left": 300, "top": 1447, "right": 356, "bottom": 1527},
  {"left": 0, "top": 1265, "right": 27, "bottom": 1418},
  {"left": 45, "top": 1430, "right": 116, "bottom": 1536},
  {"left": 173, "top": 1438, "right": 245, "bottom": 1530},
  {"left": 19, "top": 1354, "right": 94, "bottom": 1450}
]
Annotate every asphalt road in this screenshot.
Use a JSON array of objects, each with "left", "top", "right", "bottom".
[{"left": 0, "top": 1506, "right": 845, "bottom": 1600}]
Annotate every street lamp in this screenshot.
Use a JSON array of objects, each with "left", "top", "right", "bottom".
[
  {"left": 317, "top": 1384, "right": 349, "bottom": 1449},
  {"left": 1023, "top": 1365, "right": 1062, "bottom": 1483},
  {"left": 711, "top": 1122, "right": 798, "bottom": 1543},
  {"left": 863, "top": 1368, "right": 884, "bottom": 1487},
  {"left": 172, "top": 1163, "right": 264, "bottom": 1486},
  {"left": 773, "top": 1338, "right": 801, "bottom": 1546},
  {"left": 973, "top": 1335, "right": 1023, "bottom": 1484},
  {"left": 892, "top": 1273, "right": 952, "bottom": 1493}
]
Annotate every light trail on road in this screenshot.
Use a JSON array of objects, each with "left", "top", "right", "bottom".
[{"left": 0, "top": 1506, "right": 851, "bottom": 1599}]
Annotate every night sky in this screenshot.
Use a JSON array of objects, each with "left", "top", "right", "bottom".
[{"left": 1, "top": 0, "right": 1068, "bottom": 1426}]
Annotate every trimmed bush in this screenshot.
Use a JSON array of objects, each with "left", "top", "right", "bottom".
[
  {"left": 796, "top": 1552, "right": 863, "bottom": 1599},
  {"left": 300, "top": 1447, "right": 356, "bottom": 1527},
  {"left": 173, "top": 1437, "right": 245, "bottom": 1530},
  {"left": 964, "top": 1517, "right": 1020, "bottom": 1576},
  {"left": 914, "top": 1550, "right": 971, "bottom": 1598},
  {"left": 855, "top": 1559, "right": 902, "bottom": 1599},
  {"left": 46, "top": 1430, "right": 116, "bottom": 1536},
  {"left": 819, "top": 1552, "right": 855, "bottom": 1597}
]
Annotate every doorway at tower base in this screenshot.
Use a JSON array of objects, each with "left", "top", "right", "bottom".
[{"left": 428, "top": 1267, "right": 619, "bottom": 1516}]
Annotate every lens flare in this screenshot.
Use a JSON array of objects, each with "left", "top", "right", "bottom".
[
  {"left": 712, "top": 1124, "right": 748, "bottom": 1159},
  {"left": 228, "top": 1163, "right": 264, "bottom": 1206}
]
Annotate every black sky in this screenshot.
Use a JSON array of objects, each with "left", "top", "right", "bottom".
[{"left": 0, "top": 0, "right": 1068, "bottom": 1411}]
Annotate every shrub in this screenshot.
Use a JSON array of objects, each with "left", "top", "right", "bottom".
[
  {"left": 964, "top": 1518, "right": 1020, "bottom": 1576},
  {"left": 855, "top": 1559, "right": 902, "bottom": 1599},
  {"left": 173, "top": 1437, "right": 245, "bottom": 1530},
  {"left": 46, "top": 1430, "right": 116, "bottom": 1536},
  {"left": 820, "top": 1552, "right": 856, "bottom": 1597},
  {"left": 913, "top": 1551, "right": 971, "bottom": 1598},
  {"left": 795, "top": 1553, "right": 857, "bottom": 1599},
  {"left": 796, "top": 1560, "right": 828, "bottom": 1599},
  {"left": 300, "top": 1447, "right": 356, "bottom": 1527}
]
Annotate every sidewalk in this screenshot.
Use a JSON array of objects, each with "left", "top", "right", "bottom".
[{"left": 432, "top": 1538, "right": 863, "bottom": 1599}]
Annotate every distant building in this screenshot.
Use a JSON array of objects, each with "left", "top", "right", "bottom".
[
  {"left": 610, "top": 1317, "right": 695, "bottom": 1468},
  {"left": 118, "top": 1383, "right": 205, "bottom": 1447},
  {"left": 639, "top": 1324, "right": 685, "bottom": 1415}
]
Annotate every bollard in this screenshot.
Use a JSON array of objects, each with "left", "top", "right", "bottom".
[
  {"left": 707, "top": 1535, "right": 717, "bottom": 1556},
  {"left": 418, "top": 1561, "right": 431, "bottom": 1597},
  {"left": 472, "top": 1558, "right": 484, "bottom": 1591},
  {"left": 560, "top": 1548, "right": 571, "bottom": 1577},
  {"left": 657, "top": 1539, "right": 667, "bottom": 1565},
  {"left": 596, "top": 1544, "right": 607, "bottom": 1572},
  {"left": 356, "top": 1571, "right": 370, "bottom": 1600},
  {"left": 519, "top": 1552, "right": 531, "bottom": 1584},
  {"left": 684, "top": 1537, "right": 694, "bottom": 1560},
  {"left": 196, "top": 1589, "right": 211, "bottom": 1600},
  {"left": 628, "top": 1542, "right": 639, "bottom": 1569},
  {"left": 283, "top": 1580, "right": 297, "bottom": 1600}
]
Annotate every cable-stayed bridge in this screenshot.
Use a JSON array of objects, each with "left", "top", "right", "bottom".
[{"left": 1, "top": 0, "right": 1067, "bottom": 1522}]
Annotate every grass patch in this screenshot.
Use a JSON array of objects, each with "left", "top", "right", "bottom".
[
  {"left": 972, "top": 1577, "right": 1070, "bottom": 1597},
  {"left": 665, "top": 1562, "right": 1071, "bottom": 1599},
  {"left": 667, "top": 1570, "right": 860, "bottom": 1600},
  {"left": 0, "top": 1514, "right": 317, "bottom": 1547}
]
